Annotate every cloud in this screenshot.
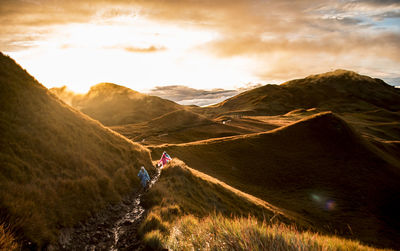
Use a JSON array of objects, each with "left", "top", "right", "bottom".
[
  {"left": 1, "top": 0, "right": 399, "bottom": 83},
  {"left": 147, "top": 85, "right": 237, "bottom": 101},
  {"left": 146, "top": 84, "right": 260, "bottom": 106},
  {"left": 199, "top": 31, "right": 400, "bottom": 68},
  {"left": 123, "top": 45, "right": 166, "bottom": 53},
  {"left": 102, "top": 44, "right": 167, "bottom": 53},
  {"left": 0, "top": 0, "right": 94, "bottom": 26},
  {"left": 372, "top": 11, "right": 400, "bottom": 20},
  {"left": 353, "top": 0, "right": 400, "bottom": 6}
]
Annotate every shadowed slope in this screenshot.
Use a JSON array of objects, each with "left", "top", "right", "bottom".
[
  {"left": 339, "top": 109, "right": 400, "bottom": 141},
  {"left": 142, "top": 159, "right": 294, "bottom": 222},
  {"left": 0, "top": 53, "right": 153, "bottom": 247},
  {"left": 139, "top": 159, "right": 310, "bottom": 248},
  {"left": 140, "top": 159, "right": 388, "bottom": 251},
  {"left": 51, "top": 83, "right": 182, "bottom": 126},
  {"left": 206, "top": 70, "right": 400, "bottom": 116},
  {"left": 151, "top": 112, "right": 400, "bottom": 249}
]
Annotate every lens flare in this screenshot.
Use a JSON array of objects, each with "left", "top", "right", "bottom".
[{"left": 310, "top": 193, "right": 336, "bottom": 211}]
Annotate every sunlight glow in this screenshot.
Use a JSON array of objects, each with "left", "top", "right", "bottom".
[
  {"left": 4, "top": 1, "right": 400, "bottom": 93},
  {"left": 7, "top": 15, "right": 259, "bottom": 93}
]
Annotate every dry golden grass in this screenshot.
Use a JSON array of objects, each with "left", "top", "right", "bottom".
[
  {"left": 140, "top": 159, "right": 390, "bottom": 251},
  {"left": 0, "top": 53, "right": 154, "bottom": 247},
  {"left": 150, "top": 112, "right": 400, "bottom": 249},
  {"left": 167, "top": 214, "right": 391, "bottom": 251},
  {"left": 141, "top": 159, "right": 295, "bottom": 222},
  {"left": 0, "top": 223, "right": 18, "bottom": 251},
  {"left": 139, "top": 159, "right": 295, "bottom": 249}
]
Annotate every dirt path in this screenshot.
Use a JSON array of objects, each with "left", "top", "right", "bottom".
[{"left": 51, "top": 169, "right": 161, "bottom": 251}]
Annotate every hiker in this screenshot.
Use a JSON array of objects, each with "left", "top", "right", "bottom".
[
  {"left": 138, "top": 166, "right": 150, "bottom": 188},
  {"left": 157, "top": 151, "right": 172, "bottom": 169}
]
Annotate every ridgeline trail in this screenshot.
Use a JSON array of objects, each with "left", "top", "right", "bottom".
[{"left": 51, "top": 168, "right": 161, "bottom": 251}]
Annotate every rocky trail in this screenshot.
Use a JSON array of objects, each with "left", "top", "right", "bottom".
[{"left": 51, "top": 169, "right": 161, "bottom": 251}]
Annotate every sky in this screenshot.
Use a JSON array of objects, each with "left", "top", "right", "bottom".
[{"left": 1, "top": 0, "right": 400, "bottom": 97}]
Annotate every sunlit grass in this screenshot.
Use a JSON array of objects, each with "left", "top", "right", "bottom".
[
  {"left": 167, "top": 214, "right": 388, "bottom": 251},
  {"left": 139, "top": 158, "right": 390, "bottom": 251},
  {"left": 0, "top": 223, "right": 19, "bottom": 250}
]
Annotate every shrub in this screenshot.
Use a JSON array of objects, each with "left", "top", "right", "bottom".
[{"left": 160, "top": 205, "right": 181, "bottom": 222}]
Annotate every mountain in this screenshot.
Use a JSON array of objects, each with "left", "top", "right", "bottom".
[
  {"left": 0, "top": 53, "right": 153, "bottom": 247},
  {"left": 206, "top": 70, "right": 400, "bottom": 117},
  {"left": 51, "top": 83, "right": 183, "bottom": 126},
  {"left": 150, "top": 112, "right": 400, "bottom": 249}
]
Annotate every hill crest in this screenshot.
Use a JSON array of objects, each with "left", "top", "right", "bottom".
[
  {"left": 209, "top": 69, "right": 400, "bottom": 116},
  {"left": 51, "top": 83, "right": 183, "bottom": 126}
]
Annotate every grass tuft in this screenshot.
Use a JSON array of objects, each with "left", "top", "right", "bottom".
[
  {"left": 138, "top": 213, "right": 169, "bottom": 237},
  {"left": 0, "top": 223, "right": 19, "bottom": 250},
  {"left": 143, "top": 230, "right": 164, "bottom": 250}
]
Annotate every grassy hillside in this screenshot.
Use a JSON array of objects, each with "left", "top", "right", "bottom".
[
  {"left": 51, "top": 83, "right": 183, "bottom": 126},
  {"left": 0, "top": 53, "right": 154, "bottom": 247},
  {"left": 146, "top": 109, "right": 214, "bottom": 130},
  {"left": 204, "top": 70, "right": 400, "bottom": 117},
  {"left": 139, "top": 159, "right": 301, "bottom": 248},
  {"left": 151, "top": 112, "right": 400, "bottom": 249},
  {"left": 142, "top": 159, "right": 294, "bottom": 222},
  {"left": 111, "top": 110, "right": 264, "bottom": 145},
  {"left": 139, "top": 159, "right": 389, "bottom": 250},
  {"left": 339, "top": 109, "right": 400, "bottom": 141}
]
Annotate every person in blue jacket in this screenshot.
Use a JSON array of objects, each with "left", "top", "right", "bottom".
[{"left": 138, "top": 166, "right": 150, "bottom": 188}]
